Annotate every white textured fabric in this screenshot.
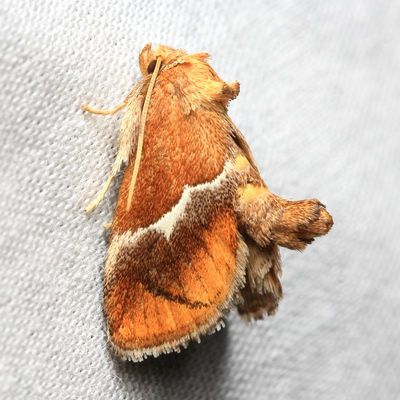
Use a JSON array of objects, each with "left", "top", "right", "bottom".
[{"left": 1, "top": 1, "right": 399, "bottom": 399}]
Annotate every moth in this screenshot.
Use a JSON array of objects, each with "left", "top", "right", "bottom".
[{"left": 82, "top": 44, "right": 333, "bottom": 362}]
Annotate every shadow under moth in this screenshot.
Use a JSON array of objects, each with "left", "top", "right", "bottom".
[{"left": 82, "top": 44, "right": 333, "bottom": 362}]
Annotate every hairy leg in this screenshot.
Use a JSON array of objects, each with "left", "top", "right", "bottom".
[
  {"left": 271, "top": 198, "right": 333, "bottom": 250},
  {"left": 237, "top": 239, "right": 283, "bottom": 320},
  {"left": 85, "top": 156, "right": 123, "bottom": 213},
  {"left": 236, "top": 185, "right": 333, "bottom": 250},
  {"left": 81, "top": 102, "right": 126, "bottom": 115}
]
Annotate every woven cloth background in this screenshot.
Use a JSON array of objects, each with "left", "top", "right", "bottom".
[{"left": 1, "top": 1, "right": 399, "bottom": 399}]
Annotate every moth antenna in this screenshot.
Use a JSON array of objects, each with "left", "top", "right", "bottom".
[{"left": 126, "top": 57, "right": 162, "bottom": 211}]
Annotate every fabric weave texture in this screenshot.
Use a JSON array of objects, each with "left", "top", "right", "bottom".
[{"left": 0, "top": 1, "right": 399, "bottom": 399}]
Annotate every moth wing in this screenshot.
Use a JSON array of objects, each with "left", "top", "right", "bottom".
[
  {"left": 229, "top": 124, "right": 259, "bottom": 171},
  {"left": 104, "top": 162, "right": 247, "bottom": 361}
]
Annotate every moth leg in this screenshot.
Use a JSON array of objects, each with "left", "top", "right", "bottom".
[
  {"left": 235, "top": 155, "right": 333, "bottom": 250},
  {"left": 237, "top": 185, "right": 333, "bottom": 250},
  {"left": 82, "top": 101, "right": 125, "bottom": 213},
  {"left": 81, "top": 102, "right": 126, "bottom": 115},
  {"left": 237, "top": 238, "right": 283, "bottom": 321},
  {"left": 103, "top": 221, "right": 112, "bottom": 230},
  {"left": 238, "top": 278, "right": 281, "bottom": 320},
  {"left": 83, "top": 85, "right": 145, "bottom": 214},
  {"left": 269, "top": 198, "right": 333, "bottom": 250},
  {"left": 85, "top": 156, "right": 122, "bottom": 213}
]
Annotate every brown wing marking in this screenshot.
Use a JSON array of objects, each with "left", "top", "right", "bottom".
[{"left": 104, "top": 211, "right": 247, "bottom": 361}]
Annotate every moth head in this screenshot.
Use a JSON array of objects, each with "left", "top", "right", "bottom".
[
  {"left": 138, "top": 43, "right": 240, "bottom": 108},
  {"left": 139, "top": 43, "right": 186, "bottom": 76}
]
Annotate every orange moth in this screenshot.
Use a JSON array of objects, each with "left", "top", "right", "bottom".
[{"left": 82, "top": 44, "right": 333, "bottom": 362}]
